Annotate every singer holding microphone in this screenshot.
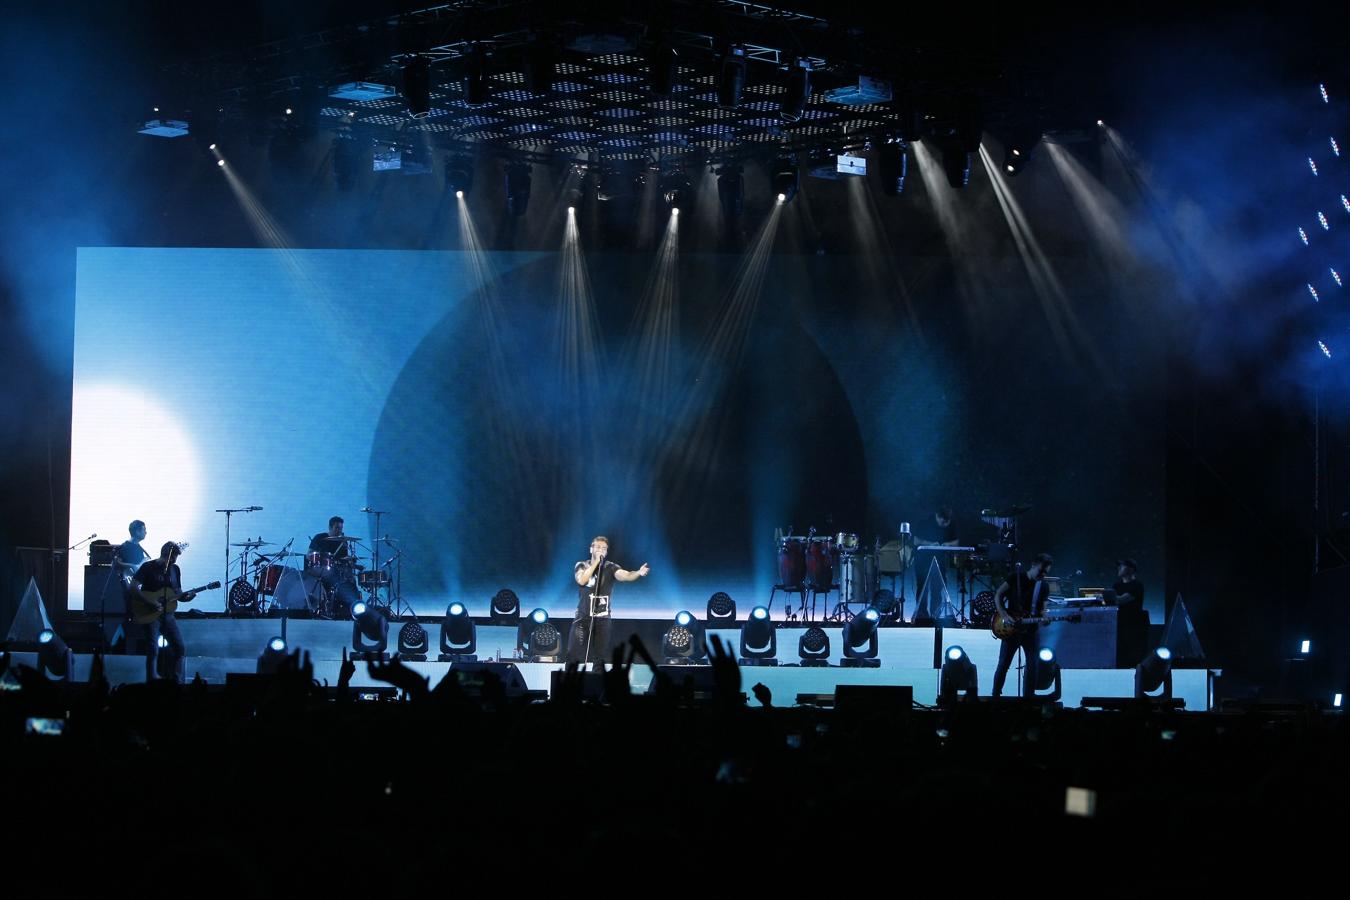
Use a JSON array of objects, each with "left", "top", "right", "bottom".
[{"left": 570, "top": 536, "right": 650, "bottom": 666}]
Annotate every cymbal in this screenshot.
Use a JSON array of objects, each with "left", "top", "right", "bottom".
[
  {"left": 329, "top": 535, "right": 362, "bottom": 542},
  {"left": 981, "top": 505, "right": 1032, "bottom": 518},
  {"left": 231, "top": 540, "right": 274, "bottom": 547},
  {"left": 258, "top": 551, "right": 304, "bottom": 559}
]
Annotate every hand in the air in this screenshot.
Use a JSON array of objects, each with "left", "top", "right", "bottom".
[{"left": 637, "top": 563, "right": 650, "bottom": 577}]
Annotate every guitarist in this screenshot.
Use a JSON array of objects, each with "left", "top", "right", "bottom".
[
  {"left": 133, "top": 541, "right": 195, "bottom": 683},
  {"left": 991, "top": 552, "right": 1053, "bottom": 697}
]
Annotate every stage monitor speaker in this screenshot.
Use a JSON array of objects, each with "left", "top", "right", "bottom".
[
  {"left": 834, "top": 684, "right": 913, "bottom": 718},
  {"left": 84, "top": 565, "right": 126, "bottom": 644},
  {"left": 448, "top": 661, "right": 530, "bottom": 698}
]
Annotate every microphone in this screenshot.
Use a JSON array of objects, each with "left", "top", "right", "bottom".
[
  {"left": 360, "top": 506, "right": 372, "bottom": 513},
  {"left": 245, "top": 506, "right": 263, "bottom": 512}
]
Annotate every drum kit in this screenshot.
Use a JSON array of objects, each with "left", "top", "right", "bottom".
[{"left": 224, "top": 532, "right": 404, "bottom": 619}]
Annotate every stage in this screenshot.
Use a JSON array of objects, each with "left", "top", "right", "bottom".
[{"left": 16, "top": 618, "right": 1212, "bottom": 709}]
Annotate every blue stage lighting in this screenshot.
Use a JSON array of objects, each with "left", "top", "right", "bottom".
[
  {"left": 36, "top": 629, "right": 73, "bottom": 679},
  {"left": 1342, "top": 195, "right": 1350, "bottom": 214},
  {"left": 1300, "top": 639, "right": 1311, "bottom": 655},
  {"left": 1156, "top": 646, "right": 1173, "bottom": 660},
  {"left": 1136, "top": 646, "right": 1173, "bottom": 698},
  {"left": 1033, "top": 646, "right": 1062, "bottom": 700},
  {"left": 940, "top": 645, "right": 978, "bottom": 703},
  {"left": 440, "top": 602, "right": 476, "bottom": 661},
  {"left": 1038, "top": 647, "right": 1056, "bottom": 663},
  {"left": 38, "top": 629, "right": 54, "bottom": 644},
  {"left": 1299, "top": 227, "right": 1309, "bottom": 245},
  {"left": 1320, "top": 340, "right": 1333, "bottom": 358},
  {"left": 841, "top": 608, "right": 881, "bottom": 667},
  {"left": 257, "top": 636, "right": 289, "bottom": 674},
  {"left": 1309, "top": 157, "right": 1319, "bottom": 176},
  {"left": 676, "top": 610, "right": 693, "bottom": 627},
  {"left": 269, "top": 637, "right": 286, "bottom": 652},
  {"left": 1321, "top": 83, "right": 1330, "bottom": 103},
  {"left": 1333, "top": 137, "right": 1341, "bottom": 157},
  {"left": 662, "top": 611, "right": 707, "bottom": 664},
  {"left": 351, "top": 602, "right": 389, "bottom": 656},
  {"left": 1318, "top": 211, "right": 1330, "bottom": 230},
  {"left": 531, "top": 607, "right": 549, "bottom": 624},
  {"left": 352, "top": 601, "right": 368, "bottom": 618},
  {"left": 739, "top": 606, "right": 778, "bottom": 666},
  {"left": 1332, "top": 268, "right": 1343, "bottom": 287},
  {"left": 1335, "top": 693, "right": 1343, "bottom": 708},
  {"left": 1309, "top": 283, "right": 1320, "bottom": 302},
  {"left": 449, "top": 602, "right": 465, "bottom": 616}
]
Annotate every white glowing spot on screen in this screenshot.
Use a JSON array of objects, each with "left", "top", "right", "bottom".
[
  {"left": 1343, "top": 195, "right": 1350, "bottom": 215},
  {"left": 1065, "top": 786, "right": 1097, "bottom": 818},
  {"left": 1319, "top": 211, "right": 1330, "bottom": 230},
  {"left": 1321, "top": 83, "right": 1330, "bottom": 103},
  {"left": 1319, "top": 340, "right": 1332, "bottom": 358},
  {"left": 1308, "top": 283, "right": 1320, "bottom": 302},
  {"left": 69, "top": 384, "right": 202, "bottom": 609},
  {"left": 1299, "top": 226, "right": 1309, "bottom": 245},
  {"left": 1333, "top": 268, "right": 1343, "bottom": 287},
  {"left": 1309, "top": 157, "right": 1319, "bottom": 176},
  {"left": 1333, "top": 137, "right": 1341, "bottom": 157}
]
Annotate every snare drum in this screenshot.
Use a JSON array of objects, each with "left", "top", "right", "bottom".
[
  {"left": 805, "top": 537, "right": 835, "bottom": 591},
  {"left": 835, "top": 532, "right": 860, "bottom": 553},
  {"left": 357, "top": 569, "right": 390, "bottom": 589}
]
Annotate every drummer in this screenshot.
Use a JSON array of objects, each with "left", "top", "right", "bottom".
[{"left": 308, "top": 516, "right": 352, "bottom": 569}]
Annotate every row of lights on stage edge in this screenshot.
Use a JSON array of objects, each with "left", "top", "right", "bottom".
[{"left": 15, "top": 621, "right": 1343, "bottom": 710}]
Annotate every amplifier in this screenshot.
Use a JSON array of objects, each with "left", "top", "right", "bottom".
[{"left": 84, "top": 565, "right": 127, "bottom": 644}]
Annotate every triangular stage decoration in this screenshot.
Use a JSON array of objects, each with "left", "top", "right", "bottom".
[
  {"left": 916, "top": 558, "right": 959, "bottom": 623},
  {"left": 1162, "top": 593, "right": 1205, "bottom": 660},
  {"left": 5, "top": 577, "right": 54, "bottom": 643}
]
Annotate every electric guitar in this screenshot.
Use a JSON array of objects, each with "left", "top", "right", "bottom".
[
  {"left": 132, "top": 580, "right": 220, "bottom": 625},
  {"left": 991, "top": 606, "right": 1082, "bottom": 640}
]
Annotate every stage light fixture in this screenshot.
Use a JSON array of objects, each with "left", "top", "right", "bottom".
[
  {"left": 841, "top": 608, "right": 881, "bottom": 668},
  {"left": 256, "top": 636, "right": 288, "bottom": 674},
  {"left": 647, "top": 41, "right": 678, "bottom": 96},
  {"left": 489, "top": 588, "right": 520, "bottom": 624},
  {"left": 445, "top": 154, "right": 474, "bottom": 196},
  {"left": 463, "top": 45, "right": 489, "bottom": 105},
  {"left": 217, "top": 159, "right": 225, "bottom": 167},
  {"left": 351, "top": 601, "right": 389, "bottom": 657},
  {"left": 37, "top": 629, "right": 73, "bottom": 679},
  {"left": 524, "top": 38, "right": 555, "bottom": 95},
  {"left": 504, "top": 163, "right": 532, "bottom": 217},
  {"left": 1032, "top": 647, "right": 1062, "bottom": 701},
  {"left": 661, "top": 170, "right": 692, "bottom": 209},
  {"left": 716, "top": 166, "right": 744, "bottom": 217},
  {"left": 771, "top": 156, "right": 799, "bottom": 203},
  {"left": 1300, "top": 639, "right": 1311, "bottom": 654},
  {"left": 517, "top": 607, "right": 551, "bottom": 653},
  {"left": 798, "top": 625, "right": 831, "bottom": 666},
  {"left": 780, "top": 59, "right": 811, "bottom": 122},
  {"left": 1135, "top": 646, "right": 1173, "bottom": 699},
  {"left": 879, "top": 141, "right": 908, "bottom": 196},
  {"left": 1320, "top": 340, "right": 1333, "bottom": 358},
  {"left": 398, "top": 620, "right": 429, "bottom": 660},
  {"left": 939, "top": 645, "right": 978, "bottom": 703},
  {"left": 439, "top": 602, "right": 477, "bottom": 662},
  {"left": 738, "top": 605, "right": 778, "bottom": 666},
  {"left": 1335, "top": 693, "right": 1343, "bottom": 708},
  {"left": 662, "top": 610, "right": 707, "bottom": 664},
  {"left": 707, "top": 591, "right": 737, "bottom": 623},
  {"left": 718, "top": 45, "right": 747, "bottom": 108},
  {"left": 526, "top": 617, "right": 561, "bottom": 662},
  {"left": 937, "top": 138, "right": 972, "bottom": 189}
]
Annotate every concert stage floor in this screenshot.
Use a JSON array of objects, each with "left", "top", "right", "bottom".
[{"left": 20, "top": 620, "right": 1212, "bottom": 708}]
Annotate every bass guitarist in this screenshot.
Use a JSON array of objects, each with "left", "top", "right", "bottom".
[
  {"left": 991, "top": 552, "right": 1053, "bottom": 697},
  {"left": 133, "top": 541, "right": 197, "bottom": 683}
]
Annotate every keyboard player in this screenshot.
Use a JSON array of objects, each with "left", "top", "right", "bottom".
[{"left": 913, "top": 507, "right": 962, "bottom": 615}]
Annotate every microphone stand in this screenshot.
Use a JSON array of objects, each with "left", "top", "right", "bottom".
[
  {"left": 217, "top": 507, "right": 261, "bottom": 607},
  {"left": 583, "top": 553, "right": 605, "bottom": 669}
]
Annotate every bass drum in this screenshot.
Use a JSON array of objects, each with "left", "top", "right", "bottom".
[{"left": 777, "top": 538, "right": 806, "bottom": 589}]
